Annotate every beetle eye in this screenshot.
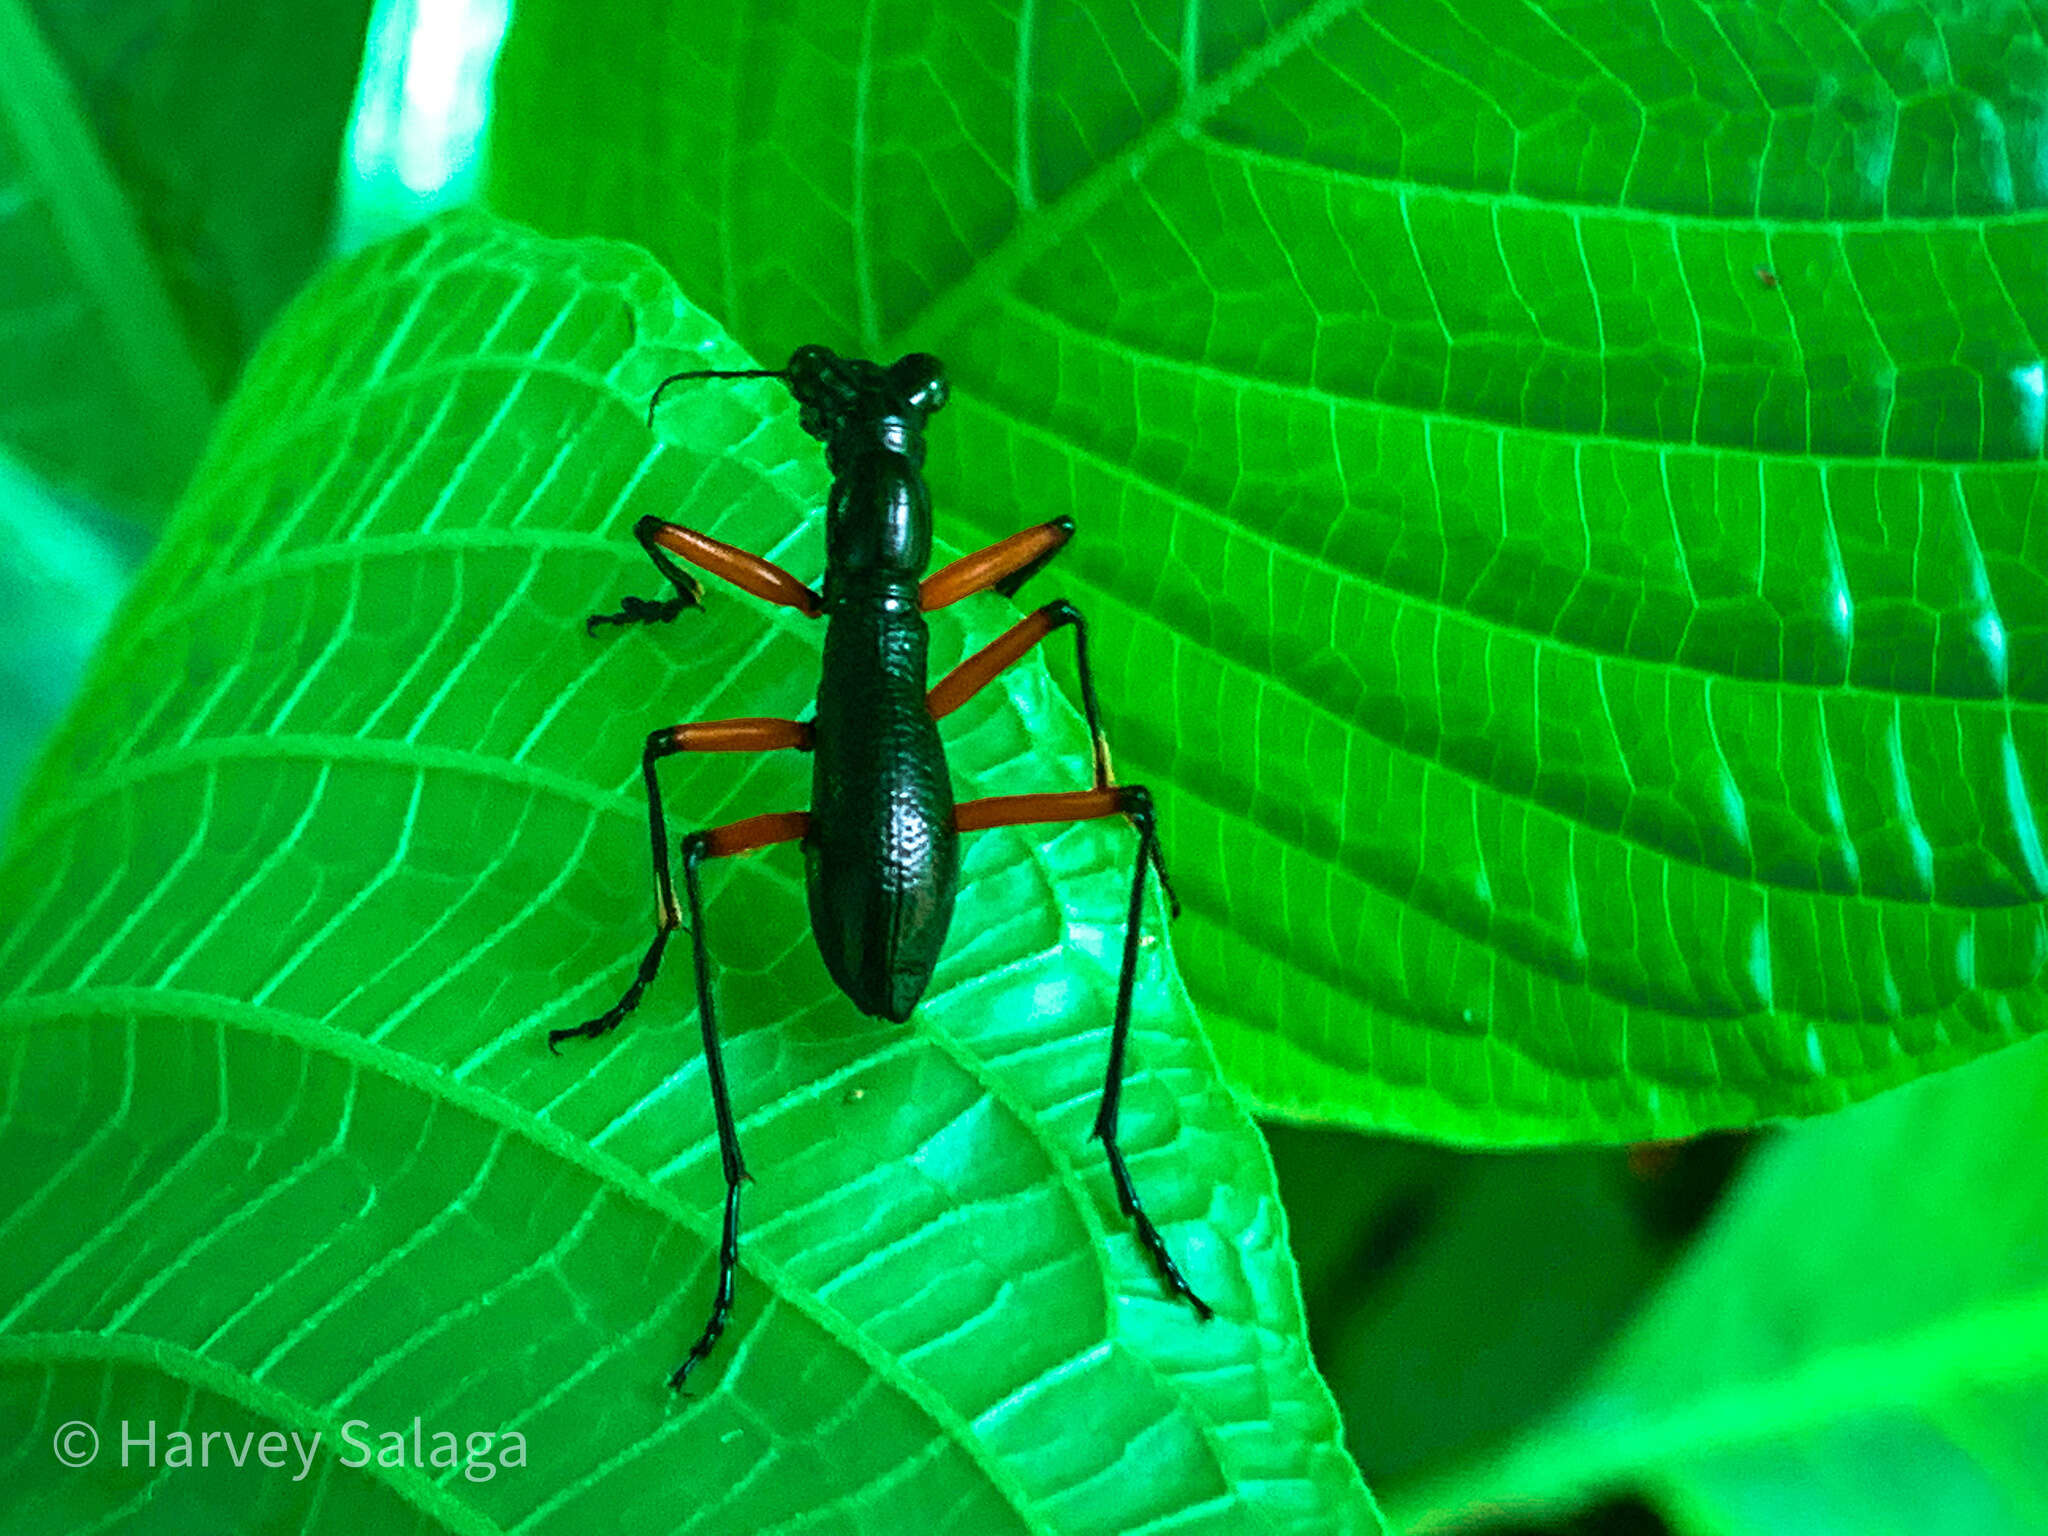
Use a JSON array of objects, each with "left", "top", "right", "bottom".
[
  {"left": 890, "top": 353, "right": 948, "bottom": 413},
  {"left": 784, "top": 345, "right": 840, "bottom": 410},
  {"left": 787, "top": 344, "right": 833, "bottom": 378}
]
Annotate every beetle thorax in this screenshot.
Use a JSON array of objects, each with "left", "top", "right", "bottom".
[
  {"left": 820, "top": 413, "right": 927, "bottom": 477},
  {"left": 824, "top": 450, "right": 933, "bottom": 583}
]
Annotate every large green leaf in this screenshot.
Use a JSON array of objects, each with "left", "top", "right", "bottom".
[
  {"left": 0, "top": 212, "right": 1377, "bottom": 1534},
  {"left": 27, "top": 0, "right": 376, "bottom": 396},
  {"left": 490, "top": 0, "right": 2048, "bottom": 1142},
  {"left": 1388, "top": 1033, "right": 2048, "bottom": 1534},
  {"left": 0, "top": 0, "right": 373, "bottom": 523},
  {"left": 0, "top": 0, "right": 209, "bottom": 515}
]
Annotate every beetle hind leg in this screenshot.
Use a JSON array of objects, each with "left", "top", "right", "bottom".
[
  {"left": 953, "top": 785, "right": 1212, "bottom": 1321},
  {"left": 663, "top": 809, "right": 810, "bottom": 1392}
]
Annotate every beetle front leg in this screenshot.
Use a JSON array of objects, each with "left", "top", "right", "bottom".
[
  {"left": 590, "top": 516, "right": 826, "bottom": 633},
  {"left": 588, "top": 518, "right": 708, "bottom": 632}
]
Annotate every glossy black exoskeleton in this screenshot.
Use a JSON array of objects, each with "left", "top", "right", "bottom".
[{"left": 553, "top": 345, "right": 1210, "bottom": 1389}]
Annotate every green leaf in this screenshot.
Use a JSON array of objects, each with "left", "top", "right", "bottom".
[
  {"left": 1267, "top": 1127, "right": 1669, "bottom": 1494},
  {"left": 0, "top": 0, "right": 374, "bottom": 523},
  {"left": 1388, "top": 1033, "right": 2048, "bottom": 1535},
  {"left": 0, "top": 211, "right": 1378, "bottom": 1534},
  {"left": 0, "top": 0, "right": 210, "bottom": 515},
  {"left": 27, "top": 0, "right": 377, "bottom": 394},
  {"left": 0, "top": 451, "right": 140, "bottom": 831},
  {"left": 489, "top": 0, "right": 2048, "bottom": 1141}
]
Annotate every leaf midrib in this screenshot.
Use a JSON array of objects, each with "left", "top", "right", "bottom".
[{"left": 883, "top": 0, "right": 1362, "bottom": 356}]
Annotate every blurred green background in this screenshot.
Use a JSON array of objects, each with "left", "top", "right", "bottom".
[{"left": 3, "top": 2, "right": 2045, "bottom": 1533}]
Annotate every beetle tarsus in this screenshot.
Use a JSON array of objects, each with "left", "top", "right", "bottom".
[
  {"left": 586, "top": 590, "right": 700, "bottom": 634},
  {"left": 551, "top": 924, "right": 674, "bottom": 1051},
  {"left": 1096, "top": 1129, "right": 1216, "bottom": 1321},
  {"left": 668, "top": 1176, "right": 743, "bottom": 1392}
]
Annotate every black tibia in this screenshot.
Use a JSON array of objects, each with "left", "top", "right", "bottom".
[
  {"left": 669, "top": 834, "right": 743, "bottom": 1392},
  {"left": 549, "top": 724, "right": 691, "bottom": 1053},
  {"left": 588, "top": 518, "right": 706, "bottom": 633},
  {"left": 549, "top": 722, "right": 811, "bottom": 1052},
  {"left": 950, "top": 782, "right": 1205, "bottom": 1317},
  {"left": 1091, "top": 784, "right": 1209, "bottom": 1319},
  {"left": 550, "top": 790, "right": 806, "bottom": 1390},
  {"left": 1059, "top": 601, "right": 1112, "bottom": 791},
  {"left": 646, "top": 810, "right": 806, "bottom": 1391},
  {"left": 1132, "top": 786, "right": 1180, "bottom": 920}
]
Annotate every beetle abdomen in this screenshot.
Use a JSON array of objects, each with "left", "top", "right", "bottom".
[{"left": 806, "top": 590, "right": 958, "bottom": 1021}]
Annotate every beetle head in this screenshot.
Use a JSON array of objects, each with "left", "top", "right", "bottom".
[{"left": 782, "top": 346, "right": 947, "bottom": 462}]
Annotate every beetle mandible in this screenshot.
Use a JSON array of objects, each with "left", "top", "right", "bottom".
[{"left": 554, "top": 345, "right": 1212, "bottom": 1388}]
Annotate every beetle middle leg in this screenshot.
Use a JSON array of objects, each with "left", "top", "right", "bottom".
[
  {"left": 929, "top": 599, "right": 1112, "bottom": 788},
  {"left": 919, "top": 515, "right": 1075, "bottom": 611},
  {"left": 953, "top": 787, "right": 1210, "bottom": 1320},
  {"left": 551, "top": 717, "right": 813, "bottom": 1052}
]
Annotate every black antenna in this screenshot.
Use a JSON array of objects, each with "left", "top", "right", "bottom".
[{"left": 646, "top": 367, "right": 785, "bottom": 426}]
